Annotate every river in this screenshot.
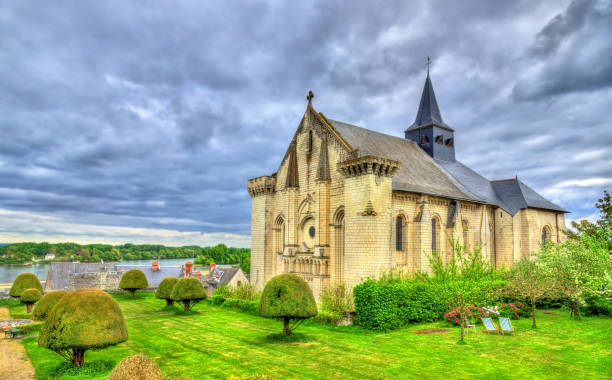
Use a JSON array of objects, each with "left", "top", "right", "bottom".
[{"left": 0, "top": 258, "right": 196, "bottom": 284}]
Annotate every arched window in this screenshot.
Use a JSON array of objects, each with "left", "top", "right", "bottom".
[
  {"left": 420, "top": 135, "right": 430, "bottom": 144},
  {"left": 396, "top": 216, "right": 403, "bottom": 251},
  {"left": 542, "top": 226, "right": 551, "bottom": 244},
  {"left": 275, "top": 216, "right": 285, "bottom": 254},
  {"left": 333, "top": 206, "right": 345, "bottom": 283},
  {"left": 431, "top": 218, "right": 440, "bottom": 252},
  {"left": 435, "top": 135, "right": 443, "bottom": 144}
]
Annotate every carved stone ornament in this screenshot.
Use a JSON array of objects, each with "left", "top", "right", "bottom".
[{"left": 361, "top": 200, "right": 377, "bottom": 216}]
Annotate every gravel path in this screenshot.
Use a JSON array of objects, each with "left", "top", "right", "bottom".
[{"left": 0, "top": 307, "right": 36, "bottom": 380}]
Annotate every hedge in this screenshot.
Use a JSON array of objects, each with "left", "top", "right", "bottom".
[
  {"left": 353, "top": 279, "right": 450, "bottom": 331},
  {"left": 16, "top": 321, "right": 44, "bottom": 334},
  {"left": 12, "top": 312, "right": 33, "bottom": 320}
]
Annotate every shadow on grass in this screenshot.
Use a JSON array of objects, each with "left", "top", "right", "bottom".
[
  {"left": 263, "top": 332, "right": 315, "bottom": 344},
  {"left": 53, "top": 360, "right": 115, "bottom": 378},
  {"left": 173, "top": 309, "right": 202, "bottom": 316}
]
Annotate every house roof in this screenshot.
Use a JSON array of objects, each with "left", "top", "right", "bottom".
[{"left": 326, "top": 118, "right": 566, "bottom": 216}]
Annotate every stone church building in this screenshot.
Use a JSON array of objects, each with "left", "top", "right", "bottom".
[{"left": 247, "top": 73, "right": 567, "bottom": 297}]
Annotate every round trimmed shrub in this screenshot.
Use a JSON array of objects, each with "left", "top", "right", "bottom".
[
  {"left": 170, "top": 277, "right": 206, "bottom": 311},
  {"left": 39, "top": 289, "right": 128, "bottom": 367},
  {"left": 108, "top": 353, "right": 163, "bottom": 380},
  {"left": 155, "top": 277, "right": 178, "bottom": 306},
  {"left": 259, "top": 274, "right": 317, "bottom": 335},
  {"left": 33, "top": 290, "right": 68, "bottom": 321},
  {"left": 119, "top": 269, "right": 149, "bottom": 296},
  {"left": 20, "top": 288, "right": 42, "bottom": 313},
  {"left": 9, "top": 273, "right": 43, "bottom": 298}
]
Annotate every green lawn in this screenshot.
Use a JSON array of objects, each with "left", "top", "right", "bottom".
[{"left": 5, "top": 293, "right": 612, "bottom": 379}]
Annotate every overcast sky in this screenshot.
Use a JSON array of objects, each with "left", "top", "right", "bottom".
[{"left": 1, "top": 0, "right": 611, "bottom": 247}]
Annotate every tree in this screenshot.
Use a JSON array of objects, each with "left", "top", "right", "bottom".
[
  {"left": 39, "top": 289, "right": 128, "bottom": 367},
  {"left": 429, "top": 241, "right": 500, "bottom": 343},
  {"left": 540, "top": 233, "right": 610, "bottom": 319},
  {"left": 119, "top": 269, "right": 149, "bottom": 297},
  {"left": 155, "top": 277, "right": 179, "bottom": 306},
  {"left": 567, "top": 190, "right": 611, "bottom": 251},
  {"left": 9, "top": 272, "right": 43, "bottom": 298},
  {"left": 505, "top": 255, "right": 556, "bottom": 328},
  {"left": 20, "top": 288, "right": 42, "bottom": 313},
  {"left": 170, "top": 277, "right": 207, "bottom": 311},
  {"left": 33, "top": 290, "right": 68, "bottom": 321},
  {"left": 259, "top": 274, "right": 317, "bottom": 335}
]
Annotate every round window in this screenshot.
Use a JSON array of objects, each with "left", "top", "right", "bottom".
[{"left": 309, "top": 226, "right": 316, "bottom": 238}]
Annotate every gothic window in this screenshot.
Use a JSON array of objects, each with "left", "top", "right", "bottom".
[
  {"left": 431, "top": 218, "right": 440, "bottom": 252},
  {"left": 542, "top": 226, "right": 551, "bottom": 244},
  {"left": 396, "top": 216, "right": 403, "bottom": 251},
  {"left": 435, "top": 135, "right": 443, "bottom": 144}
]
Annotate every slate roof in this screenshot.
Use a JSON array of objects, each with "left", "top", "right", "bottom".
[
  {"left": 330, "top": 119, "right": 474, "bottom": 201},
  {"left": 405, "top": 73, "right": 452, "bottom": 131},
  {"left": 327, "top": 119, "right": 567, "bottom": 216}
]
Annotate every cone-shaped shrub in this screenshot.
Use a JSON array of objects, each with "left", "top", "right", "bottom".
[
  {"left": 170, "top": 277, "right": 206, "bottom": 311},
  {"left": 33, "top": 290, "right": 68, "bottom": 321},
  {"left": 259, "top": 274, "right": 317, "bottom": 335},
  {"left": 9, "top": 273, "right": 43, "bottom": 297},
  {"left": 155, "top": 277, "right": 178, "bottom": 306},
  {"left": 39, "top": 289, "right": 128, "bottom": 367},
  {"left": 119, "top": 269, "right": 149, "bottom": 296},
  {"left": 20, "top": 288, "right": 42, "bottom": 313},
  {"left": 108, "top": 353, "right": 163, "bottom": 380}
]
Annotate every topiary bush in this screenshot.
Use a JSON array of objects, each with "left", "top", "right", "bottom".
[
  {"left": 259, "top": 274, "right": 317, "bottom": 335},
  {"left": 38, "top": 289, "right": 128, "bottom": 367},
  {"left": 107, "top": 353, "right": 163, "bottom": 380},
  {"left": 33, "top": 290, "right": 68, "bottom": 321},
  {"left": 9, "top": 272, "right": 43, "bottom": 298},
  {"left": 155, "top": 277, "right": 179, "bottom": 306},
  {"left": 20, "top": 288, "right": 42, "bottom": 313},
  {"left": 119, "top": 269, "right": 149, "bottom": 297},
  {"left": 170, "top": 277, "right": 207, "bottom": 311}
]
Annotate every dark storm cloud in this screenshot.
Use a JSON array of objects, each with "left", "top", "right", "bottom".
[{"left": 1, "top": 0, "right": 610, "bottom": 244}]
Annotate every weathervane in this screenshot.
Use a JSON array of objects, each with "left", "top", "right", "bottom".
[{"left": 307, "top": 90, "right": 314, "bottom": 104}]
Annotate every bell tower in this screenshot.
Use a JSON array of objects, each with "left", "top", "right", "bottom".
[{"left": 405, "top": 60, "right": 455, "bottom": 162}]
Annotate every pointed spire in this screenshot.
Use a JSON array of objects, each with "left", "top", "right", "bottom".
[
  {"left": 285, "top": 142, "right": 299, "bottom": 188},
  {"left": 406, "top": 59, "right": 452, "bottom": 131},
  {"left": 316, "top": 133, "right": 331, "bottom": 181}
]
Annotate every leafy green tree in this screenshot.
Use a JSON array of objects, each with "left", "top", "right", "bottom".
[
  {"left": 540, "top": 233, "right": 610, "bottom": 319},
  {"left": 505, "top": 255, "right": 556, "bottom": 328},
  {"left": 259, "top": 274, "right": 317, "bottom": 335},
  {"left": 119, "top": 269, "right": 149, "bottom": 297},
  {"left": 155, "top": 277, "right": 179, "bottom": 306},
  {"left": 567, "top": 190, "right": 611, "bottom": 251},
  {"left": 33, "top": 290, "right": 68, "bottom": 321},
  {"left": 20, "top": 288, "right": 42, "bottom": 313},
  {"left": 429, "top": 241, "right": 500, "bottom": 343},
  {"left": 39, "top": 289, "right": 128, "bottom": 367},
  {"left": 170, "top": 277, "right": 207, "bottom": 311},
  {"left": 9, "top": 272, "right": 43, "bottom": 297}
]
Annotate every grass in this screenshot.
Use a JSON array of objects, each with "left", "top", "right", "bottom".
[{"left": 2, "top": 294, "right": 611, "bottom": 379}]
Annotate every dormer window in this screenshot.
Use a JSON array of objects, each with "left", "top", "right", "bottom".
[
  {"left": 435, "top": 135, "right": 443, "bottom": 144},
  {"left": 445, "top": 138, "right": 454, "bottom": 147},
  {"left": 420, "top": 135, "right": 430, "bottom": 144}
]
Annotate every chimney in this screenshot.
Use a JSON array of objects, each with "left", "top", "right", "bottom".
[
  {"left": 152, "top": 261, "right": 159, "bottom": 271},
  {"left": 185, "top": 261, "right": 193, "bottom": 277}
]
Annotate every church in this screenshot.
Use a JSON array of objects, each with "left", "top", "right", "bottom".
[{"left": 247, "top": 72, "right": 567, "bottom": 298}]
